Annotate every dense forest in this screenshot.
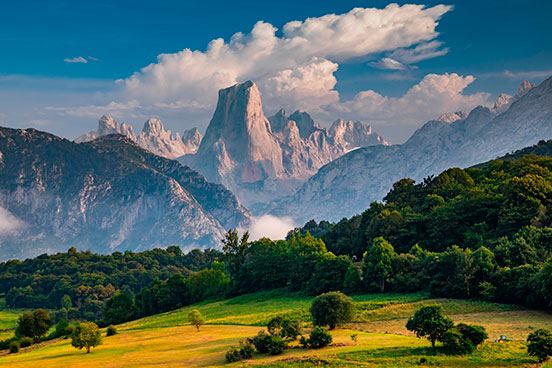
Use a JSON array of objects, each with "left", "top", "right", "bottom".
[
  {"left": 2, "top": 144, "right": 552, "bottom": 327},
  {"left": 0, "top": 247, "right": 221, "bottom": 320}
]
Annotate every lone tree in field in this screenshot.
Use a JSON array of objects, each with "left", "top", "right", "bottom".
[
  {"left": 188, "top": 309, "right": 205, "bottom": 331},
  {"left": 527, "top": 328, "right": 552, "bottom": 362},
  {"left": 71, "top": 322, "right": 102, "bottom": 353},
  {"left": 16, "top": 309, "right": 52, "bottom": 342},
  {"left": 310, "top": 291, "right": 355, "bottom": 330},
  {"left": 406, "top": 305, "right": 454, "bottom": 348}
]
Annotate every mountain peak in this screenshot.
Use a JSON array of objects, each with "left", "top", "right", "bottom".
[
  {"left": 515, "top": 79, "right": 536, "bottom": 99},
  {"left": 142, "top": 118, "right": 164, "bottom": 134},
  {"left": 98, "top": 114, "right": 119, "bottom": 133}
]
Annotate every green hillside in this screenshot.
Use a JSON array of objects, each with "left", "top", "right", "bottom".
[{"left": 1, "top": 291, "right": 551, "bottom": 367}]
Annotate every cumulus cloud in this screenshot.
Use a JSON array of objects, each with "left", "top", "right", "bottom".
[
  {"left": 119, "top": 4, "right": 452, "bottom": 112},
  {"left": 64, "top": 56, "right": 88, "bottom": 64},
  {"left": 0, "top": 207, "right": 25, "bottom": 236},
  {"left": 323, "top": 73, "right": 490, "bottom": 126},
  {"left": 248, "top": 215, "right": 296, "bottom": 241}
]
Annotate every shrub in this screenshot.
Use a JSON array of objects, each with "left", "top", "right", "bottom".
[
  {"left": 307, "top": 326, "right": 333, "bottom": 348},
  {"left": 442, "top": 328, "right": 474, "bottom": 355},
  {"left": 310, "top": 291, "right": 355, "bottom": 329},
  {"left": 267, "top": 316, "right": 284, "bottom": 336},
  {"left": 9, "top": 341, "right": 20, "bottom": 353},
  {"left": 267, "top": 336, "right": 287, "bottom": 355},
  {"left": 527, "top": 328, "right": 552, "bottom": 362},
  {"left": 281, "top": 320, "right": 302, "bottom": 341},
  {"left": 225, "top": 346, "right": 241, "bottom": 362},
  {"left": 251, "top": 331, "right": 273, "bottom": 353},
  {"left": 406, "top": 305, "right": 454, "bottom": 348},
  {"left": 456, "top": 323, "right": 487, "bottom": 346},
  {"left": 19, "top": 337, "right": 33, "bottom": 348},
  {"left": 239, "top": 339, "right": 255, "bottom": 359},
  {"left": 267, "top": 316, "right": 301, "bottom": 341},
  {"left": 106, "top": 325, "right": 118, "bottom": 336}
]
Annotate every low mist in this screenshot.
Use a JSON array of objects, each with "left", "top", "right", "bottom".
[
  {"left": 248, "top": 215, "right": 296, "bottom": 241},
  {"left": 0, "top": 206, "right": 25, "bottom": 235}
]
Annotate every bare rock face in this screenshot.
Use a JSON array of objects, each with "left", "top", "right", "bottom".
[
  {"left": 0, "top": 127, "right": 250, "bottom": 260},
  {"left": 271, "top": 77, "right": 552, "bottom": 223},
  {"left": 75, "top": 115, "right": 202, "bottom": 159},
  {"left": 180, "top": 81, "right": 387, "bottom": 209}
]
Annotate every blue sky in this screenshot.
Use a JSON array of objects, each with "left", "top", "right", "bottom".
[{"left": 1, "top": 0, "right": 551, "bottom": 142}]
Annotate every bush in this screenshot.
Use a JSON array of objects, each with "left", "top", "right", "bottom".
[
  {"left": 106, "top": 325, "right": 118, "bottom": 336},
  {"left": 527, "top": 328, "right": 552, "bottom": 362},
  {"left": 307, "top": 326, "right": 333, "bottom": 348},
  {"left": 442, "top": 328, "right": 474, "bottom": 355},
  {"left": 9, "top": 341, "right": 20, "bottom": 353},
  {"left": 225, "top": 346, "right": 241, "bottom": 362},
  {"left": 267, "top": 316, "right": 284, "bottom": 336},
  {"left": 310, "top": 291, "right": 355, "bottom": 329},
  {"left": 239, "top": 339, "right": 255, "bottom": 359},
  {"left": 65, "top": 324, "right": 76, "bottom": 336},
  {"left": 267, "top": 336, "right": 287, "bottom": 355},
  {"left": 441, "top": 323, "right": 487, "bottom": 356},
  {"left": 266, "top": 316, "right": 301, "bottom": 341},
  {"left": 19, "top": 337, "right": 33, "bottom": 348},
  {"left": 251, "top": 331, "right": 273, "bottom": 353},
  {"left": 456, "top": 323, "right": 487, "bottom": 346},
  {"left": 281, "top": 320, "right": 302, "bottom": 341}
]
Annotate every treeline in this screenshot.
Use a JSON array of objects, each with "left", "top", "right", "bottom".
[
  {"left": 286, "top": 154, "right": 552, "bottom": 308},
  {"left": 0, "top": 246, "right": 221, "bottom": 320}
]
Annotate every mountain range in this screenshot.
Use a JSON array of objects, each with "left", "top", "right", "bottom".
[
  {"left": 76, "top": 114, "right": 202, "bottom": 159},
  {"left": 0, "top": 128, "right": 249, "bottom": 260},
  {"left": 270, "top": 76, "right": 552, "bottom": 223},
  {"left": 179, "top": 81, "right": 387, "bottom": 209}
]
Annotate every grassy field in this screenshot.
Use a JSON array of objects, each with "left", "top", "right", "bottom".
[
  {"left": 0, "top": 291, "right": 551, "bottom": 367},
  {"left": 0, "top": 298, "right": 27, "bottom": 340}
]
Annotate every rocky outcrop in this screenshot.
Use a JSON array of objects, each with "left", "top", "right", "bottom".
[
  {"left": 0, "top": 127, "right": 250, "bottom": 260},
  {"left": 270, "top": 78, "right": 550, "bottom": 223},
  {"left": 75, "top": 115, "right": 202, "bottom": 159},
  {"left": 180, "top": 81, "right": 387, "bottom": 209}
]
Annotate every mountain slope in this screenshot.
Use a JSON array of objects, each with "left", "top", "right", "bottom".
[
  {"left": 271, "top": 77, "right": 552, "bottom": 223},
  {"left": 0, "top": 127, "right": 249, "bottom": 260},
  {"left": 180, "top": 81, "right": 387, "bottom": 209}
]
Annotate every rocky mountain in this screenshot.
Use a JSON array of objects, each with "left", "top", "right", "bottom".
[
  {"left": 271, "top": 77, "right": 552, "bottom": 223},
  {"left": 180, "top": 81, "right": 387, "bottom": 209},
  {"left": 0, "top": 127, "right": 250, "bottom": 260},
  {"left": 76, "top": 115, "right": 202, "bottom": 159}
]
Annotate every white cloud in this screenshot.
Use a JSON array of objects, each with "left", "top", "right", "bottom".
[
  {"left": 46, "top": 100, "right": 141, "bottom": 118},
  {"left": 369, "top": 57, "right": 409, "bottom": 70},
  {"left": 64, "top": 56, "right": 88, "bottom": 64},
  {"left": 389, "top": 40, "right": 449, "bottom": 64},
  {"left": 322, "top": 73, "right": 491, "bottom": 126},
  {"left": 248, "top": 215, "right": 296, "bottom": 241},
  {"left": 0, "top": 207, "right": 25, "bottom": 236},
  {"left": 120, "top": 4, "right": 452, "bottom": 111}
]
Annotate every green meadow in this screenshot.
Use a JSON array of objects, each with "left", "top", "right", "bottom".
[{"left": 1, "top": 291, "right": 552, "bottom": 367}]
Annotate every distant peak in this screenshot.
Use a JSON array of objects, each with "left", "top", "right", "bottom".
[
  {"left": 435, "top": 111, "right": 469, "bottom": 123},
  {"left": 98, "top": 114, "right": 118, "bottom": 131},
  {"left": 142, "top": 118, "right": 164, "bottom": 134},
  {"left": 515, "top": 79, "right": 535, "bottom": 99}
]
